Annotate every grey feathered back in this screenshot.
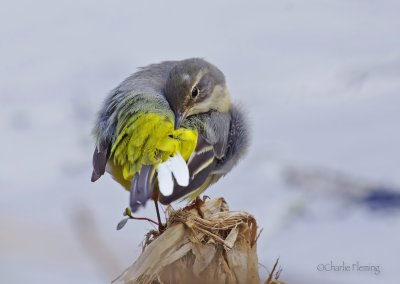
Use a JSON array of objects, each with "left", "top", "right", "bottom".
[{"left": 92, "top": 61, "right": 179, "bottom": 150}]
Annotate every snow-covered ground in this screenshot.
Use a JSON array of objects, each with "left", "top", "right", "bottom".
[{"left": 1, "top": 1, "right": 399, "bottom": 283}]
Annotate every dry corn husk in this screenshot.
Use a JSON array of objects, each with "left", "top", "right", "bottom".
[{"left": 114, "top": 198, "right": 260, "bottom": 284}]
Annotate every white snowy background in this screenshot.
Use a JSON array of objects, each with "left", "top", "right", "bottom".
[{"left": 1, "top": 1, "right": 399, "bottom": 283}]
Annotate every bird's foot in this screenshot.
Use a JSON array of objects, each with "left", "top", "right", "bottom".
[
  {"left": 158, "top": 223, "right": 166, "bottom": 233},
  {"left": 185, "top": 197, "right": 205, "bottom": 218},
  {"left": 202, "top": 195, "right": 211, "bottom": 202}
]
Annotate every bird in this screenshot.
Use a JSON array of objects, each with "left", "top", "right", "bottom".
[{"left": 91, "top": 58, "right": 249, "bottom": 227}]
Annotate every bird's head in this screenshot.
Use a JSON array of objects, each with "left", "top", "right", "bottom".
[{"left": 165, "top": 58, "right": 231, "bottom": 129}]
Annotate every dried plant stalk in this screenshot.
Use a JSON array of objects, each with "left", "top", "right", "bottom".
[{"left": 114, "top": 198, "right": 260, "bottom": 284}]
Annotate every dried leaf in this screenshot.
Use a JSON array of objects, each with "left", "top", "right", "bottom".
[{"left": 224, "top": 226, "right": 239, "bottom": 250}]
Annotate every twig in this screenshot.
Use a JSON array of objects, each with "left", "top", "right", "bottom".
[
  {"left": 265, "top": 257, "right": 282, "bottom": 284},
  {"left": 124, "top": 207, "right": 159, "bottom": 226}
]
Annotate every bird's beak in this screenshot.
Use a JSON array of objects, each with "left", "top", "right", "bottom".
[{"left": 174, "top": 111, "right": 187, "bottom": 129}]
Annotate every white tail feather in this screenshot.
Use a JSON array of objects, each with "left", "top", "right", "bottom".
[
  {"left": 157, "top": 153, "right": 190, "bottom": 196},
  {"left": 157, "top": 162, "right": 174, "bottom": 196},
  {"left": 169, "top": 153, "right": 189, "bottom": 186}
]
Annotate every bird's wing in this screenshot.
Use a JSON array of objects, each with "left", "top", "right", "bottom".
[
  {"left": 158, "top": 135, "right": 217, "bottom": 204},
  {"left": 213, "top": 104, "right": 249, "bottom": 175},
  {"left": 158, "top": 112, "right": 231, "bottom": 205}
]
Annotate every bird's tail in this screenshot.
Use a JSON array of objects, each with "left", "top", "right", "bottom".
[{"left": 130, "top": 165, "right": 156, "bottom": 212}]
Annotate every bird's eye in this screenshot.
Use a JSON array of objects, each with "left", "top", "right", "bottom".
[{"left": 191, "top": 86, "right": 199, "bottom": 98}]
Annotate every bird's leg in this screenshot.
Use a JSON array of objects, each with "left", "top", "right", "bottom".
[
  {"left": 154, "top": 200, "right": 165, "bottom": 232},
  {"left": 194, "top": 196, "right": 205, "bottom": 218}
]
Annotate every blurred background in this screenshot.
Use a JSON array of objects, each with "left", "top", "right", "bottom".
[{"left": 1, "top": 0, "right": 400, "bottom": 283}]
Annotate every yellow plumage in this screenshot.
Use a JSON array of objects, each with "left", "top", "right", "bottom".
[{"left": 108, "top": 113, "right": 198, "bottom": 190}]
